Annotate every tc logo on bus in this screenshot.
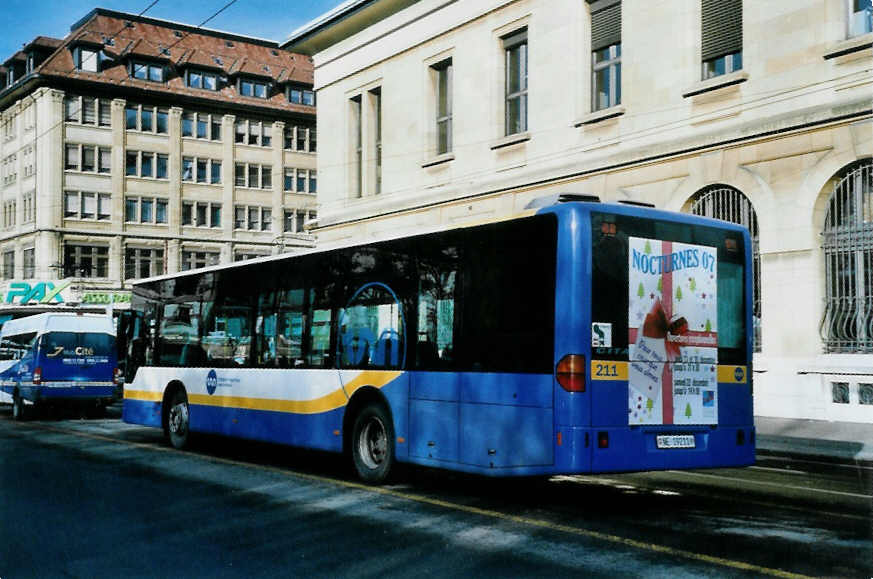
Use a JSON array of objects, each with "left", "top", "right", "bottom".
[
  {"left": 734, "top": 367, "right": 745, "bottom": 382},
  {"left": 206, "top": 370, "right": 218, "bottom": 395}
]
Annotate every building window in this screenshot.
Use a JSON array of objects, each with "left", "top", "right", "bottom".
[
  {"left": 2, "top": 154, "right": 16, "bottom": 185},
  {"left": 182, "top": 157, "right": 221, "bottom": 184},
  {"left": 859, "top": 383, "right": 873, "bottom": 405},
  {"left": 131, "top": 60, "right": 164, "bottom": 83},
  {"left": 65, "top": 144, "right": 111, "bottom": 174},
  {"left": 504, "top": 29, "right": 528, "bottom": 136},
  {"left": 186, "top": 68, "right": 219, "bottom": 90},
  {"left": 125, "top": 196, "right": 168, "bottom": 224},
  {"left": 701, "top": 0, "right": 742, "bottom": 80},
  {"left": 351, "top": 95, "right": 362, "bottom": 198},
  {"left": 22, "top": 247, "right": 34, "bottom": 279},
  {"left": 126, "top": 151, "right": 167, "bottom": 179},
  {"left": 284, "top": 124, "right": 315, "bottom": 152},
  {"left": 233, "top": 205, "right": 272, "bottom": 231},
  {"left": 283, "top": 168, "right": 316, "bottom": 194},
  {"left": 288, "top": 83, "right": 315, "bottom": 106},
  {"left": 239, "top": 77, "right": 269, "bottom": 98},
  {"left": 74, "top": 46, "right": 99, "bottom": 72},
  {"left": 126, "top": 104, "right": 169, "bottom": 134},
  {"left": 125, "top": 247, "right": 164, "bottom": 279},
  {"left": 851, "top": 0, "right": 873, "bottom": 36},
  {"left": 2, "top": 251, "right": 14, "bottom": 279},
  {"left": 181, "top": 201, "right": 221, "bottom": 228},
  {"left": 234, "top": 119, "right": 272, "bottom": 146},
  {"left": 283, "top": 210, "right": 315, "bottom": 233},
  {"left": 821, "top": 159, "right": 873, "bottom": 353},
  {"left": 3, "top": 201, "right": 15, "bottom": 229},
  {"left": 371, "top": 88, "right": 382, "bottom": 194},
  {"left": 22, "top": 192, "right": 34, "bottom": 223},
  {"left": 182, "top": 111, "right": 221, "bottom": 140},
  {"left": 65, "top": 96, "right": 111, "bottom": 126},
  {"left": 689, "top": 185, "right": 762, "bottom": 352},
  {"left": 64, "top": 244, "right": 108, "bottom": 278},
  {"left": 432, "top": 59, "right": 453, "bottom": 155},
  {"left": 181, "top": 250, "right": 219, "bottom": 271},
  {"left": 832, "top": 382, "right": 850, "bottom": 404},
  {"left": 64, "top": 191, "right": 111, "bottom": 220},
  {"left": 235, "top": 252, "right": 268, "bottom": 262},
  {"left": 590, "top": 1, "right": 621, "bottom": 111},
  {"left": 234, "top": 163, "right": 271, "bottom": 189}
]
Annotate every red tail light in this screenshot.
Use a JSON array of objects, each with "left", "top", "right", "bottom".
[
  {"left": 556, "top": 354, "right": 586, "bottom": 392},
  {"left": 113, "top": 367, "right": 121, "bottom": 385},
  {"left": 33, "top": 366, "right": 42, "bottom": 385}
]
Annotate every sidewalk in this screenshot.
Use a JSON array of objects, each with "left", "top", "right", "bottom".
[{"left": 755, "top": 416, "right": 873, "bottom": 464}]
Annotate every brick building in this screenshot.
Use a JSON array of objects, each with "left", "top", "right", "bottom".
[{"left": 0, "top": 8, "right": 318, "bottom": 312}]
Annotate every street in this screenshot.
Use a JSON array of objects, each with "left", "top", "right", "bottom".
[{"left": 0, "top": 408, "right": 870, "bottom": 578}]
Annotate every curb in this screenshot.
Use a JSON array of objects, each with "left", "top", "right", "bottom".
[{"left": 756, "top": 434, "right": 873, "bottom": 466}]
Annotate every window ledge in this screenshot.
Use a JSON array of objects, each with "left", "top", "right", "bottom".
[
  {"left": 823, "top": 32, "right": 873, "bottom": 60},
  {"left": 490, "top": 131, "right": 531, "bottom": 150},
  {"left": 421, "top": 152, "right": 455, "bottom": 168},
  {"left": 574, "top": 105, "right": 626, "bottom": 127},
  {"left": 682, "top": 70, "right": 749, "bottom": 98}
]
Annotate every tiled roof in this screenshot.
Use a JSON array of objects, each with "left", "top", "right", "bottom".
[
  {"left": 30, "top": 11, "right": 315, "bottom": 115},
  {"left": 24, "top": 37, "right": 64, "bottom": 51}
]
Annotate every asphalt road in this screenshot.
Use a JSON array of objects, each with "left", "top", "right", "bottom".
[{"left": 0, "top": 409, "right": 870, "bottom": 578}]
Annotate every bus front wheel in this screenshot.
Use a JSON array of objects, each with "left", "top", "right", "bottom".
[
  {"left": 165, "top": 389, "right": 190, "bottom": 449},
  {"left": 351, "top": 403, "right": 395, "bottom": 484}
]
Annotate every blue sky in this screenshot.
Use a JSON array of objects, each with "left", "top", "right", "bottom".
[{"left": 0, "top": 0, "right": 343, "bottom": 58}]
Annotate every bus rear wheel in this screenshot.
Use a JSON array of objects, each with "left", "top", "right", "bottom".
[
  {"left": 351, "top": 403, "right": 395, "bottom": 484},
  {"left": 165, "top": 389, "right": 190, "bottom": 449}
]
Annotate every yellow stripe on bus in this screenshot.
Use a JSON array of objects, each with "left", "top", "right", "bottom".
[
  {"left": 590, "top": 362, "right": 748, "bottom": 384},
  {"left": 717, "top": 365, "right": 748, "bottom": 384},
  {"left": 124, "top": 389, "right": 163, "bottom": 402},
  {"left": 124, "top": 370, "right": 404, "bottom": 415}
]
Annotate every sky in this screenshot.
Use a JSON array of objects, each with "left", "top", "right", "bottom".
[{"left": 0, "top": 0, "right": 344, "bottom": 58}]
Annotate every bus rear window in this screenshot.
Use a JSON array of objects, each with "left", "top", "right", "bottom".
[
  {"left": 42, "top": 332, "right": 115, "bottom": 357},
  {"left": 591, "top": 212, "right": 747, "bottom": 364}
]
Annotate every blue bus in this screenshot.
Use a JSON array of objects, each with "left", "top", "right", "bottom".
[
  {"left": 1, "top": 313, "right": 119, "bottom": 419},
  {"left": 123, "top": 196, "right": 754, "bottom": 483}
]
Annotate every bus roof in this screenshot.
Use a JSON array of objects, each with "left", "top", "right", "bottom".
[
  {"left": 0, "top": 312, "right": 116, "bottom": 337},
  {"left": 131, "top": 199, "right": 750, "bottom": 288}
]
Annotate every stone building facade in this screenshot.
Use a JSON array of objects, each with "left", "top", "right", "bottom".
[
  {"left": 284, "top": 0, "right": 873, "bottom": 422},
  {"left": 0, "top": 9, "right": 318, "bottom": 312}
]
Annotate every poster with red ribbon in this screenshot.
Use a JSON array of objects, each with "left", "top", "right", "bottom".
[{"left": 627, "top": 237, "right": 719, "bottom": 425}]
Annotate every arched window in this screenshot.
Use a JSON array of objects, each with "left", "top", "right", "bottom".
[
  {"left": 820, "top": 158, "right": 873, "bottom": 353},
  {"left": 689, "top": 185, "right": 762, "bottom": 352}
]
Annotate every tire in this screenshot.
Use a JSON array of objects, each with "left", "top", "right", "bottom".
[
  {"left": 12, "top": 392, "right": 27, "bottom": 422},
  {"left": 351, "top": 403, "right": 395, "bottom": 484},
  {"left": 164, "top": 389, "right": 190, "bottom": 449}
]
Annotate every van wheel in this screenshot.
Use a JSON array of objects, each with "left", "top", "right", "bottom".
[
  {"left": 165, "top": 389, "right": 190, "bottom": 449},
  {"left": 351, "top": 403, "right": 394, "bottom": 484},
  {"left": 12, "top": 392, "right": 27, "bottom": 421}
]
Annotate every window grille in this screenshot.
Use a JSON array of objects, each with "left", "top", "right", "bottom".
[
  {"left": 690, "top": 185, "right": 762, "bottom": 352},
  {"left": 820, "top": 159, "right": 873, "bottom": 353}
]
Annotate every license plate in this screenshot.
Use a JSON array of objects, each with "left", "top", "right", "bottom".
[{"left": 656, "top": 435, "right": 696, "bottom": 449}]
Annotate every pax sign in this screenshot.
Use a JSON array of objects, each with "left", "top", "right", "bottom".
[{"left": 5, "top": 281, "right": 70, "bottom": 304}]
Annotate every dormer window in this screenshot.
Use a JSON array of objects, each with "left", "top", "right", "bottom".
[
  {"left": 73, "top": 46, "right": 100, "bottom": 72},
  {"left": 131, "top": 60, "right": 164, "bottom": 82},
  {"left": 26, "top": 53, "right": 34, "bottom": 74},
  {"left": 288, "top": 83, "right": 315, "bottom": 106},
  {"left": 186, "top": 68, "right": 219, "bottom": 91},
  {"left": 239, "top": 77, "right": 269, "bottom": 99}
]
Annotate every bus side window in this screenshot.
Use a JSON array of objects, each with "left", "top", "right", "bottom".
[{"left": 417, "top": 249, "right": 459, "bottom": 370}]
